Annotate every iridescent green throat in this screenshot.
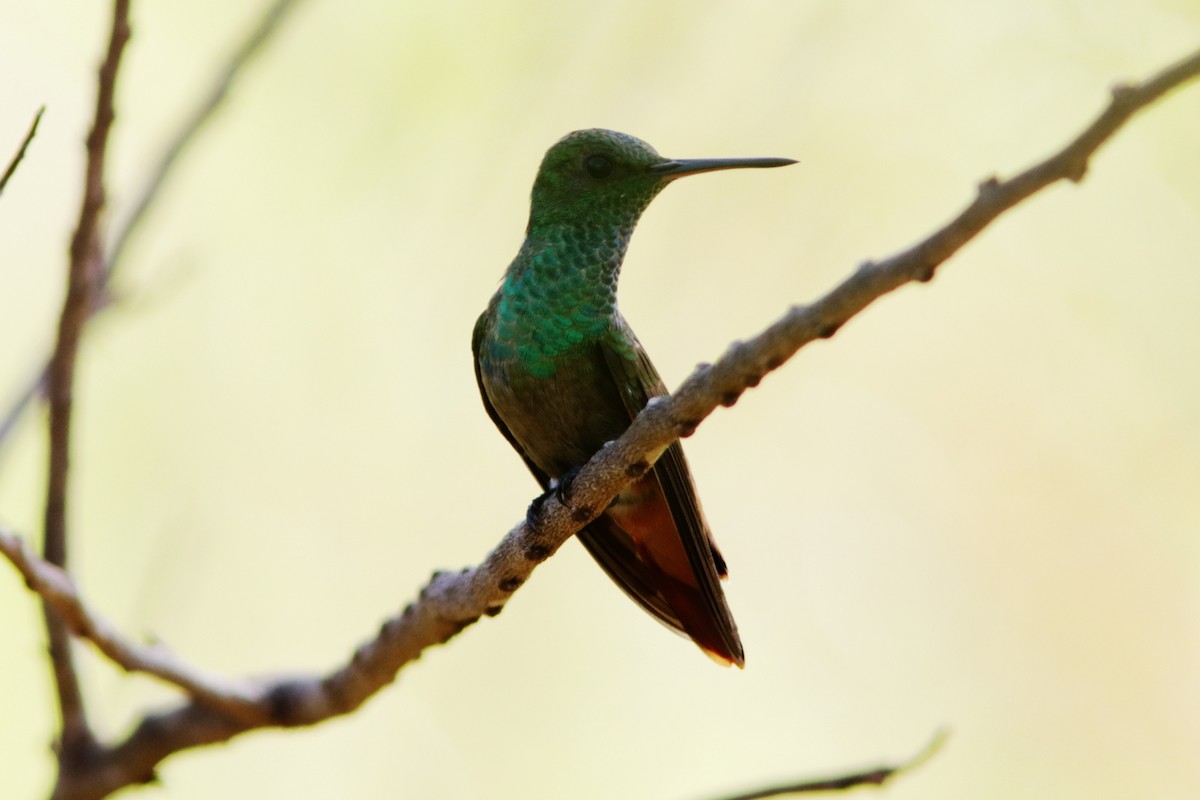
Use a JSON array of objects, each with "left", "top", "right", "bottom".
[{"left": 491, "top": 220, "right": 636, "bottom": 378}]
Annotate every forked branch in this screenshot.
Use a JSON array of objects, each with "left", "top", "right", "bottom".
[{"left": 0, "top": 0, "right": 303, "bottom": 452}]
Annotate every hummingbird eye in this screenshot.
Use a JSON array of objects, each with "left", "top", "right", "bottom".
[{"left": 583, "top": 154, "right": 614, "bottom": 179}]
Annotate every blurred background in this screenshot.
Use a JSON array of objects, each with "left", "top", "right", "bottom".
[{"left": 2, "top": 1, "right": 1198, "bottom": 798}]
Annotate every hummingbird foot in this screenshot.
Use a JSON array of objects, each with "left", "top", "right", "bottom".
[
  {"left": 526, "top": 467, "right": 596, "bottom": 530},
  {"left": 550, "top": 465, "right": 583, "bottom": 505},
  {"left": 525, "top": 491, "right": 551, "bottom": 529},
  {"left": 556, "top": 466, "right": 599, "bottom": 524}
]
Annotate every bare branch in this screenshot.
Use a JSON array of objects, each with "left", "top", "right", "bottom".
[
  {"left": 42, "top": 0, "right": 131, "bottom": 765},
  {"left": 0, "top": 46, "right": 1195, "bottom": 800},
  {"left": 105, "top": 0, "right": 302, "bottom": 278},
  {"left": 705, "top": 729, "right": 947, "bottom": 799},
  {"left": 0, "top": 527, "right": 263, "bottom": 720},
  {"left": 0, "top": 106, "right": 45, "bottom": 197},
  {"left": 0, "top": 0, "right": 304, "bottom": 456}
]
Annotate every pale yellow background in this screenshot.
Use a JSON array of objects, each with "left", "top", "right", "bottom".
[{"left": 2, "top": 1, "right": 1198, "bottom": 798}]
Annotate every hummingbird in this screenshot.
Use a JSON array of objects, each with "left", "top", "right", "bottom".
[{"left": 472, "top": 129, "right": 794, "bottom": 666}]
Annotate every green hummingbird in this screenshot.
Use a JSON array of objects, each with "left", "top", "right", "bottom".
[{"left": 473, "top": 129, "right": 794, "bottom": 666}]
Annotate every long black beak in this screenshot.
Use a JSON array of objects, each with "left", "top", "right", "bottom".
[{"left": 649, "top": 156, "right": 797, "bottom": 178}]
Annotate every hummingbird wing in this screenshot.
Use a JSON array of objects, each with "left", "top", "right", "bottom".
[
  {"left": 584, "top": 324, "right": 744, "bottom": 666},
  {"left": 472, "top": 310, "right": 552, "bottom": 489}
]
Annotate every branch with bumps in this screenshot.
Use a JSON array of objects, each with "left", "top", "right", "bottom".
[{"left": 2, "top": 39, "right": 1198, "bottom": 799}]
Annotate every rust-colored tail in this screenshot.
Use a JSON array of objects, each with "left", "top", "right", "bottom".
[{"left": 579, "top": 460, "right": 743, "bottom": 666}]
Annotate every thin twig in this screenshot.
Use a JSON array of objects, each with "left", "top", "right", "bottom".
[
  {"left": 0, "top": 106, "right": 45, "bottom": 196},
  {"left": 105, "top": 0, "right": 302, "bottom": 276},
  {"left": 42, "top": 0, "right": 130, "bottom": 769},
  {"left": 0, "top": 0, "right": 304, "bottom": 457},
  {"left": 0, "top": 45, "right": 1196, "bottom": 800},
  {"left": 706, "top": 730, "right": 948, "bottom": 799},
  {"left": 0, "top": 364, "right": 46, "bottom": 454}
]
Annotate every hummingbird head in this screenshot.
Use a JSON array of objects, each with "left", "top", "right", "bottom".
[{"left": 526, "top": 128, "right": 795, "bottom": 236}]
